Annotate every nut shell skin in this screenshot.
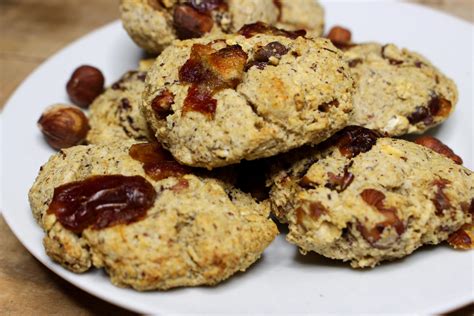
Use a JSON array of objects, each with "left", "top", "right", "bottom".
[
  {"left": 66, "top": 65, "right": 105, "bottom": 108},
  {"left": 37, "top": 104, "right": 90, "bottom": 150}
]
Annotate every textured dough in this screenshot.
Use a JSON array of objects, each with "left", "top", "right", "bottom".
[
  {"left": 228, "top": 0, "right": 279, "bottom": 31},
  {"left": 276, "top": 0, "right": 324, "bottom": 38},
  {"left": 87, "top": 71, "right": 154, "bottom": 144},
  {"left": 119, "top": 0, "right": 324, "bottom": 54},
  {"left": 269, "top": 127, "right": 473, "bottom": 268},
  {"left": 29, "top": 142, "right": 278, "bottom": 290},
  {"left": 344, "top": 43, "right": 458, "bottom": 136},
  {"left": 143, "top": 33, "right": 353, "bottom": 168}
]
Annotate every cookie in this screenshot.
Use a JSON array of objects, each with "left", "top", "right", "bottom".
[
  {"left": 275, "top": 0, "right": 324, "bottom": 38},
  {"left": 142, "top": 30, "right": 353, "bottom": 168},
  {"left": 29, "top": 141, "right": 278, "bottom": 290},
  {"left": 269, "top": 126, "right": 473, "bottom": 268},
  {"left": 87, "top": 71, "right": 154, "bottom": 144},
  {"left": 119, "top": 0, "right": 324, "bottom": 54},
  {"left": 343, "top": 43, "right": 457, "bottom": 136}
]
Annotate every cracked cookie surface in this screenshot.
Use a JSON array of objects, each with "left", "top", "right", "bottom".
[
  {"left": 343, "top": 43, "right": 457, "bottom": 136},
  {"left": 142, "top": 33, "right": 353, "bottom": 168},
  {"left": 119, "top": 0, "right": 324, "bottom": 54},
  {"left": 268, "top": 126, "right": 473, "bottom": 268},
  {"left": 87, "top": 71, "right": 154, "bottom": 144},
  {"left": 29, "top": 141, "right": 277, "bottom": 290}
]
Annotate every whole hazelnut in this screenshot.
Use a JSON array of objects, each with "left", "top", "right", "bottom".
[
  {"left": 66, "top": 65, "right": 105, "bottom": 108},
  {"left": 327, "top": 26, "right": 352, "bottom": 47},
  {"left": 38, "top": 104, "right": 90, "bottom": 150}
]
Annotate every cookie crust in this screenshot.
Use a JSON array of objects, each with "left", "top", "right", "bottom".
[
  {"left": 29, "top": 142, "right": 278, "bottom": 290},
  {"left": 87, "top": 71, "right": 154, "bottom": 144},
  {"left": 119, "top": 0, "right": 324, "bottom": 54},
  {"left": 143, "top": 34, "right": 353, "bottom": 168},
  {"left": 269, "top": 127, "right": 473, "bottom": 268},
  {"left": 344, "top": 43, "right": 458, "bottom": 136}
]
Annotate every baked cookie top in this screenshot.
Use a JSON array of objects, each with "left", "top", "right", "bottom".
[
  {"left": 119, "top": 0, "right": 324, "bottom": 54},
  {"left": 269, "top": 126, "right": 473, "bottom": 268},
  {"left": 142, "top": 30, "right": 353, "bottom": 168},
  {"left": 275, "top": 0, "right": 324, "bottom": 38},
  {"left": 87, "top": 71, "right": 154, "bottom": 144},
  {"left": 343, "top": 43, "right": 457, "bottom": 136},
  {"left": 28, "top": 141, "right": 277, "bottom": 290}
]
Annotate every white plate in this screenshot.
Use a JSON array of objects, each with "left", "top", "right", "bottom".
[{"left": 1, "top": 1, "right": 473, "bottom": 314}]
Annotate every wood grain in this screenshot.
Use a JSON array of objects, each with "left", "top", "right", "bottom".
[{"left": 0, "top": 1, "right": 472, "bottom": 314}]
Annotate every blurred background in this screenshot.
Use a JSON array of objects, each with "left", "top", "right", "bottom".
[{"left": 0, "top": 0, "right": 472, "bottom": 314}]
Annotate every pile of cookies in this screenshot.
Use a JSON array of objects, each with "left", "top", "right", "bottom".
[{"left": 29, "top": 0, "right": 473, "bottom": 291}]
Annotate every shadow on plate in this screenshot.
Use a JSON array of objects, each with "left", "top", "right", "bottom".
[{"left": 292, "top": 242, "right": 443, "bottom": 270}]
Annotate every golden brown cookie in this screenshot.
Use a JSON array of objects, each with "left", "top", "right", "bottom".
[
  {"left": 87, "top": 71, "right": 154, "bottom": 144},
  {"left": 142, "top": 31, "right": 353, "bottom": 168},
  {"left": 119, "top": 0, "right": 324, "bottom": 54},
  {"left": 269, "top": 126, "right": 473, "bottom": 268},
  {"left": 343, "top": 43, "right": 457, "bottom": 136},
  {"left": 29, "top": 141, "right": 278, "bottom": 290}
]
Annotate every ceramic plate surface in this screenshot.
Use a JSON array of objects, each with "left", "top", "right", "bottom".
[{"left": 1, "top": 1, "right": 473, "bottom": 314}]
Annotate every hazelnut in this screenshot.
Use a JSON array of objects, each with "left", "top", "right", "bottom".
[
  {"left": 38, "top": 104, "right": 90, "bottom": 150},
  {"left": 327, "top": 26, "right": 352, "bottom": 46},
  {"left": 66, "top": 65, "right": 105, "bottom": 108}
]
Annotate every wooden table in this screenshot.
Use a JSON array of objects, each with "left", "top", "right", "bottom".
[{"left": 0, "top": 1, "right": 472, "bottom": 314}]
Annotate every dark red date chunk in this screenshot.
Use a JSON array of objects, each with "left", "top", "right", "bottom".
[
  {"left": 238, "top": 22, "right": 306, "bottom": 39},
  {"left": 182, "top": 85, "right": 217, "bottom": 117},
  {"left": 173, "top": 0, "right": 227, "bottom": 39},
  {"left": 358, "top": 189, "right": 404, "bottom": 246},
  {"left": 319, "top": 126, "right": 381, "bottom": 158},
  {"left": 47, "top": 175, "right": 156, "bottom": 233},
  {"left": 151, "top": 89, "right": 175, "bottom": 119},
  {"left": 129, "top": 143, "right": 190, "bottom": 181},
  {"left": 407, "top": 95, "right": 452, "bottom": 125},
  {"left": 179, "top": 43, "right": 248, "bottom": 118},
  {"left": 448, "top": 223, "right": 474, "bottom": 250},
  {"left": 173, "top": 5, "right": 214, "bottom": 39}
]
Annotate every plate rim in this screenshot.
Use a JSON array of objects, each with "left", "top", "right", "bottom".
[{"left": 1, "top": 2, "right": 473, "bottom": 314}]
